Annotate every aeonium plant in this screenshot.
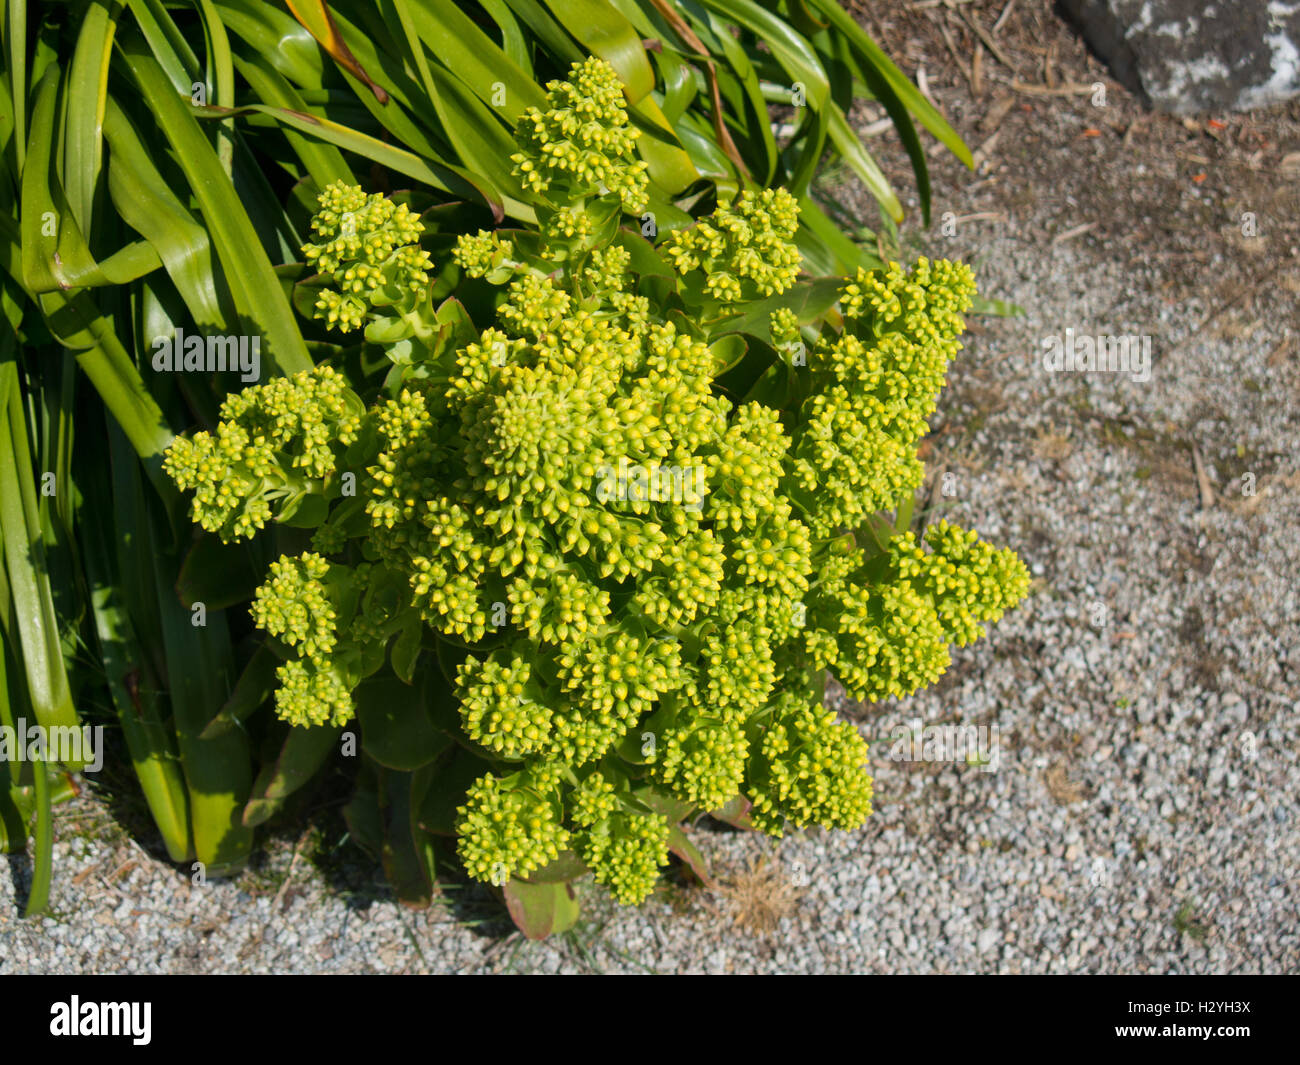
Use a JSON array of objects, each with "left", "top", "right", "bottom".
[{"left": 163, "top": 57, "right": 1029, "bottom": 935}]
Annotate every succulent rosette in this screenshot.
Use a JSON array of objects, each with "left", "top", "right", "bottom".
[{"left": 164, "top": 57, "right": 1029, "bottom": 911}]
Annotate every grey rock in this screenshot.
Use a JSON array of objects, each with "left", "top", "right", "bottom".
[{"left": 1060, "top": 0, "right": 1300, "bottom": 114}]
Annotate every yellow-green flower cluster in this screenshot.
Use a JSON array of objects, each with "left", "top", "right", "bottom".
[
  {"left": 584, "top": 245, "right": 632, "bottom": 295},
  {"left": 770, "top": 306, "right": 803, "bottom": 355},
  {"left": 701, "top": 624, "right": 777, "bottom": 719},
  {"left": 302, "top": 182, "right": 432, "bottom": 332},
  {"left": 796, "top": 515, "right": 1032, "bottom": 704},
  {"left": 823, "top": 579, "right": 951, "bottom": 703},
  {"left": 663, "top": 188, "right": 802, "bottom": 302},
  {"left": 162, "top": 365, "right": 361, "bottom": 542},
  {"left": 497, "top": 274, "right": 572, "bottom": 338},
  {"left": 544, "top": 204, "right": 594, "bottom": 243},
  {"left": 632, "top": 530, "right": 726, "bottom": 628},
  {"left": 563, "top": 769, "right": 672, "bottom": 904},
  {"left": 746, "top": 693, "right": 873, "bottom": 836},
  {"left": 576, "top": 808, "right": 670, "bottom": 905},
  {"left": 274, "top": 657, "right": 354, "bottom": 729},
  {"left": 508, "top": 564, "right": 610, "bottom": 643},
  {"left": 457, "top": 769, "right": 570, "bottom": 884},
  {"left": 511, "top": 57, "right": 649, "bottom": 214},
  {"left": 731, "top": 505, "right": 812, "bottom": 606},
  {"left": 453, "top": 230, "right": 516, "bottom": 279},
  {"left": 365, "top": 390, "right": 453, "bottom": 552},
  {"left": 789, "top": 257, "right": 977, "bottom": 539},
  {"left": 552, "top": 633, "right": 686, "bottom": 765},
  {"left": 654, "top": 716, "right": 748, "bottom": 810},
  {"left": 568, "top": 771, "right": 619, "bottom": 829},
  {"left": 251, "top": 553, "right": 337, "bottom": 659},
  {"left": 162, "top": 59, "right": 1030, "bottom": 915},
  {"left": 890, "top": 521, "right": 1031, "bottom": 647},
  {"left": 249, "top": 552, "right": 356, "bottom": 727},
  {"left": 705, "top": 404, "right": 790, "bottom": 531},
  {"left": 410, "top": 550, "right": 492, "bottom": 642},
  {"left": 457, "top": 654, "right": 551, "bottom": 759},
  {"left": 791, "top": 384, "right": 925, "bottom": 537}
]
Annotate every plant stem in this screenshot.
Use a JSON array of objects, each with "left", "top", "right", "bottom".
[{"left": 24, "top": 760, "right": 53, "bottom": 918}]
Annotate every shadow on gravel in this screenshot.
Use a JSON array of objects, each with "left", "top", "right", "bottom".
[
  {"left": 6, "top": 852, "right": 32, "bottom": 915},
  {"left": 83, "top": 726, "right": 187, "bottom": 869},
  {"left": 277, "top": 771, "right": 521, "bottom": 939}
]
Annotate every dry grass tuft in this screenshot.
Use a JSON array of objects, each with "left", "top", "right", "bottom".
[{"left": 709, "top": 855, "right": 805, "bottom": 935}]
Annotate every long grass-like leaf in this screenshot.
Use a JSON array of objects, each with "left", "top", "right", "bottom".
[
  {"left": 826, "top": 103, "right": 901, "bottom": 222},
  {"left": 694, "top": 0, "right": 829, "bottom": 111},
  {"left": 101, "top": 98, "right": 227, "bottom": 331},
  {"left": 81, "top": 428, "right": 194, "bottom": 864},
  {"left": 64, "top": 0, "right": 117, "bottom": 230},
  {"left": 123, "top": 0, "right": 199, "bottom": 91},
  {"left": 109, "top": 425, "right": 253, "bottom": 875},
  {"left": 22, "top": 68, "right": 161, "bottom": 292},
  {"left": 0, "top": 334, "right": 82, "bottom": 751},
  {"left": 400, "top": 0, "right": 546, "bottom": 118},
  {"left": 195, "top": 0, "right": 237, "bottom": 175},
  {"left": 194, "top": 99, "right": 516, "bottom": 220},
  {"left": 212, "top": 0, "right": 324, "bottom": 88},
  {"left": 230, "top": 53, "right": 353, "bottom": 188},
  {"left": 803, "top": 0, "right": 973, "bottom": 168},
  {"left": 5, "top": 0, "right": 27, "bottom": 173},
  {"left": 544, "top": 0, "right": 654, "bottom": 102},
  {"left": 285, "top": 0, "right": 389, "bottom": 101},
  {"left": 477, "top": 0, "right": 533, "bottom": 74},
  {"left": 23, "top": 754, "right": 52, "bottom": 916},
  {"left": 118, "top": 40, "right": 314, "bottom": 375}
]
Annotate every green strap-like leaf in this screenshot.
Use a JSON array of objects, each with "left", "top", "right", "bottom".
[
  {"left": 477, "top": 0, "right": 533, "bottom": 74},
  {"left": 64, "top": 0, "right": 117, "bottom": 230},
  {"left": 826, "top": 103, "right": 901, "bottom": 222},
  {"left": 543, "top": 0, "right": 654, "bottom": 101},
  {"left": 804, "top": 0, "right": 973, "bottom": 167},
  {"left": 101, "top": 98, "right": 226, "bottom": 330},
  {"left": 193, "top": 99, "right": 516, "bottom": 222},
  {"left": 231, "top": 54, "right": 353, "bottom": 188},
  {"left": 124, "top": 0, "right": 201, "bottom": 91},
  {"left": 401, "top": 0, "right": 547, "bottom": 119},
  {"left": 694, "top": 0, "right": 829, "bottom": 112},
  {"left": 211, "top": 0, "right": 325, "bottom": 88},
  {"left": 21, "top": 68, "right": 162, "bottom": 293},
  {"left": 0, "top": 340, "right": 82, "bottom": 750},
  {"left": 795, "top": 193, "right": 879, "bottom": 275},
  {"left": 6, "top": 0, "right": 28, "bottom": 172},
  {"left": 0, "top": 204, "right": 175, "bottom": 486},
  {"left": 81, "top": 443, "right": 194, "bottom": 864},
  {"left": 284, "top": 0, "right": 389, "bottom": 101},
  {"left": 501, "top": 0, "right": 584, "bottom": 63},
  {"left": 24, "top": 755, "right": 53, "bottom": 915},
  {"left": 120, "top": 433, "right": 252, "bottom": 875},
  {"left": 118, "top": 41, "right": 314, "bottom": 375},
  {"left": 703, "top": 11, "right": 778, "bottom": 182},
  {"left": 243, "top": 723, "right": 343, "bottom": 828}
]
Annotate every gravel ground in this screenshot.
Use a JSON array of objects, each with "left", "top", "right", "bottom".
[{"left": 3, "top": 0, "right": 1297, "bottom": 974}]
